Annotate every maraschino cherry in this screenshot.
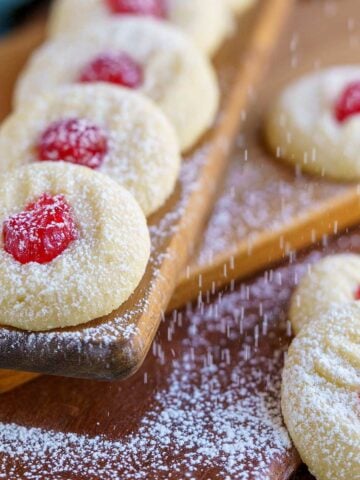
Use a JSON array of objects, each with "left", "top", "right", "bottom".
[
  {"left": 334, "top": 81, "right": 360, "bottom": 123},
  {"left": 3, "top": 193, "right": 78, "bottom": 264},
  {"left": 79, "top": 52, "right": 143, "bottom": 89},
  {"left": 106, "top": 0, "right": 167, "bottom": 19},
  {"left": 354, "top": 285, "right": 360, "bottom": 300},
  {"left": 37, "top": 118, "right": 108, "bottom": 170}
]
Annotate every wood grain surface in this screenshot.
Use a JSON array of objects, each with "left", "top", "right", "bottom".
[
  {"left": 171, "top": 0, "right": 360, "bottom": 310},
  {"left": 4, "top": 208, "right": 359, "bottom": 478},
  {"left": 0, "top": 0, "right": 292, "bottom": 383}
]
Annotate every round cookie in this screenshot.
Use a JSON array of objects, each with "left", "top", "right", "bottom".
[
  {"left": 0, "top": 162, "right": 150, "bottom": 331},
  {"left": 227, "top": 0, "right": 256, "bottom": 15},
  {"left": 282, "top": 303, "right": 360, "bottom": 480},
  {"left": 265, "top": 66, "right": 360, "bottom": 180},
  {"left": 0, "top": 83, "right": 180, "bottom": 217},
  {"left": 290, "top": 254, "right": 360, "bottom": 334},
  {"left": 48, "top": 0, "right": 233, "bottom": 57},
  {"left": 15, "top": 17, "right": 220, "bottom": 153}
]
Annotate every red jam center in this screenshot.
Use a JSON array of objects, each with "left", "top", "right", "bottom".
[
  {"left": 78, "top": 52, "right": 143, "bottom": 89},
  {"left": 3, "top": 193, "right": 78, "bottom": 265},
  {"left": 105, "top": 0, "right": 167, "bottom": 18},
  {"left": 334, "top": 81, "right": 360, "bottom": 123},
  {"left": 354, "top": 285, "right": 360, "bottom": 300},
  {"left": 37, "top": 118, "right": 108, "bottom": 170}
]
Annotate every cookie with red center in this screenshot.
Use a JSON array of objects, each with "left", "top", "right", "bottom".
[
  {"left": 0, "top": 162, "right": 150, "bottom": 331},
  {"left": 48, "top": 0, "right": 233, "bottom": 57},
  {"left": 289, "top": 254, "right": 360, "bottom": 334},
  {"left": 265, "top": 66, "right": 360, "bottom": 180},
  {"left": 1, "top": 84, "right": 180, "bottom": 216},
  {"left": 282, "top": 303, "right": 360, "bottom": 480},
  {"left": 16, "top": 17, "right": 219, "bottom": 152}
]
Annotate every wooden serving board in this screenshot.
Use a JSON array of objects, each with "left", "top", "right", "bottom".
[
  {"left": 171, "top": 0, "right": 360, "bottom": 310},
  {"left": 0, "top": 0, "right": 292, "bottom": 385}
]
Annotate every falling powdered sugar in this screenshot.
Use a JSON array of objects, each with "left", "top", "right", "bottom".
[
  {"left": 0, "top": 257, "right": 298, "bottom": 480},
  {"left": 0, "top": 357, "right": 290, "bottom": 480}
]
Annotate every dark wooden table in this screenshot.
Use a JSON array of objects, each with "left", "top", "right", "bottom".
[{"left": 2, "top": 220, "right": 358, "bottom": 478}]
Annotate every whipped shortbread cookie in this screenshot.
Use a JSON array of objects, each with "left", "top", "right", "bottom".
[
  {"left": 48, "top": 0, "right": 233, "bottom": 57},
  {"left": 0, "top": 162, "right": 150, "bottom": 331},
  {"left": 0, "top": 84, "right": 180, "bottom": 216},
  {"left": 266, "top": 66, "right": 360, "bottom": 180},
  {"left": 15, "top": 17, "right": 220, "bottom": 152},
  {"left": 290, "top": 254, "right": 360, "bottom": 334},
  {"left": 282, "top": 303, "right": 360, "bottom": 480}
]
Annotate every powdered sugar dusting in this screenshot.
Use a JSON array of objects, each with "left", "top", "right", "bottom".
[
  {"left": 196, "top": 128, "right": 349, "bottom": 267},
  {"left": 288, "top": 253, "right": 360, "bottom": 334},
  {"left": 3, "top": 220, "right": 360, "bottom": 477},
  {"left": 0, "top": 357, "right": 290, "bottom": 480},
  {"left": 0, "top": 247, "right": 303, "bottom": 479}
]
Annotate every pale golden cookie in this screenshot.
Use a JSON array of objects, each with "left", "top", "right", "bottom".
[
  {"left": 290, "top": 254, "right": 360, "bottom": 334},
  {"left": 15, "top": 17, "right": 219, "bottom": 152},
  {"left": 0, "top": 84, "right": 180, "bottom": 217},
  {"left": 282, "top": 303, "right": 360, "bottom": 480},
  {"left": 0, "top": 162, "right": 150, "bottom": 331},
  {"left": 48, "top": 0, "right": 233, "bottom": 57},
  {"left": 265, "top": 66, "right": 360, "bottom": 180},
  {"left": 227, "top": 0, "right": 256, "bottom": 15}
]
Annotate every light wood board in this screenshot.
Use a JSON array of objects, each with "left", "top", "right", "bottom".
[{"left": 171, "top": 0, "right": 360, "bottom": 310}]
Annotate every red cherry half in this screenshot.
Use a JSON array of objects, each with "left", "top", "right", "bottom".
[
  {"left": 106, "top": 0, "right": 167, "bottom": 19},
  {"left": 3, "top": 193, "right": 78, "bottom": 264},
  {"left": 78, "top": 52, "right": 143, "bottom": 90},
  {"left": 354, "top": 285, "right": 360, "bottom": 301},
  {"left": 37, "top": 118, "right": 108, "bottom": 170},
  {"left": 334, "top": 81, "right": 360, "bottom": 123}
]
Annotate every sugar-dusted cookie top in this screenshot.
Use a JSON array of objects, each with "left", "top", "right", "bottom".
[
  {"left": 15, "top": 17, "right": 219, "bottom": 153},
  {"left": 1, "top": 84, "right": 180, "bottom": 217},
  {"left": 266, "top": 66, "right": 360, "bottom": 180},
  {"left": 48, "top": 0, "right": 233, "bottom": 57},
  {"left": 227, "top": 0, "right": 256, "bottom": 15},
  {"left": 290, "top": 253, "right": 360, "bottom": 334},
  {"left": 282, "top": 303, "right": 360, "bottom": 480},
  {"left": 0, "top": 162, "right": 150, "bottom": 331}
]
